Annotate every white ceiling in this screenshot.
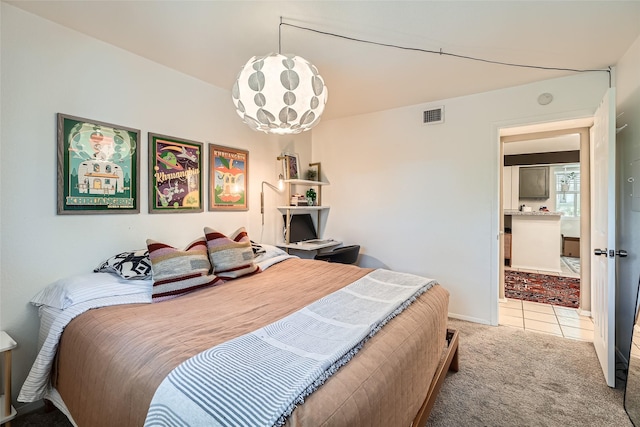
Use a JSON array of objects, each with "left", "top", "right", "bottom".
[{"left": 7, "top": 1, "right": 640, "bottom": 121}]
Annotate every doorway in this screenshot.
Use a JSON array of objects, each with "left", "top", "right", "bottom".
[{"left": 498, "top": 120, "right": 593, "bottom": 340}]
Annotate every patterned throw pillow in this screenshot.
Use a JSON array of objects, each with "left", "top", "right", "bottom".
[
  {"left": 251, "top": 240, "right": 266, "bottom": 256},
  {"left": 204, "top": 227, "right": 260, "bottom": 279},
  {"left": 94, "top": 249, "right": 152, "bottom": 279},
  {"left": 146, "top": 237, "right": 221, "bottom": 300}
]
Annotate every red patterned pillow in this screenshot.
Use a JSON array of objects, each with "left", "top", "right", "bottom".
[
  {"left": 146, "top": 237, "right": 221, "bottom": 300},
  {"left": 204, "top": 227, "right": 260, "bottom": 279}
]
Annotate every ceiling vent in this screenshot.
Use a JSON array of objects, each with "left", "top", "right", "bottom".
[{"left": 423, "top": 106, "right": 444, "bottom": 125}]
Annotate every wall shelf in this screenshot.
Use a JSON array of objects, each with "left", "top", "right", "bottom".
[
  {"left": 284, "top": 179, "right": 329, "bottom": 186},
  {"left": 278, "top": 206, "right": 330, "bottom": 211},
  {"left": 280, "top": 168, "right": 331, "bottom": 247}
]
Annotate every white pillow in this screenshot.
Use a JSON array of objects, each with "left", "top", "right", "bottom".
[
  {"left": 253, "top": 244, "right": 288, "bottom": 262},
  {"left": 254, "top": 244, "right": 296, "bottom": 271},
  {"left": 30, "top": 272, "right": 152, "bottom": 310}
]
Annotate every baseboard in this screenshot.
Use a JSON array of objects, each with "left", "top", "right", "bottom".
[
  {"left": 448, "top": 312, "right": 492, "bottom": 325},
  {"left": 578, "top": 309, "right": 591, "bottom": 317},
  {"left": 510, "top": 264, "right": 562, "bottom": 274}
]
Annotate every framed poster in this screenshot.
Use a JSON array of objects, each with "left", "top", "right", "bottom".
[
  {"left": 57, "top": 113, "right": 140, "bottom": 214},
  {"left": 283, "top": 153, "right": 300, "bottom": 180},
  {"left": 209, "top": 144, "right": 248, "bottom": 211},
  {"left": 149, "top": 133, "right": 203, "bottom": 213}
]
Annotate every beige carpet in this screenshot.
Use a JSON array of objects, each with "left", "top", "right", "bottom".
[{"left": 426, "top": 318, "right": 631, "bottom": 427}]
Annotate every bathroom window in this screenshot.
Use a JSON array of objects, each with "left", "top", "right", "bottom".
[{"left": 554, "top": 164, "right": 580, "bottom": 217}]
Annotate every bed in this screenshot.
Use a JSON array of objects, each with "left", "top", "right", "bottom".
[{"left": 19, "top": 240, "right": 457, "bottom": 427}]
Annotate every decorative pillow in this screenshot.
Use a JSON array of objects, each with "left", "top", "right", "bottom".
[
  {"left": 146, "top": 237, "right": 221, "bottom": 300},
  {"left": 30, "top": 272, "right": 152, "bottom": 310},
  {"left": 254, "top": 244, "right": 295, "bottom": 271},
  {"left": 204, "top": 227, "right": 260, "bottom": 279},
  {"left": 251, "top": 240, "right": 266, "bottom": 256},
  {"left": 94, "top": 249, "right": 152, "bottom": 279}
]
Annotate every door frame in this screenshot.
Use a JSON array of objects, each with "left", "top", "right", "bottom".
[{"left": 498, "top": 120, "right": 593, "bottom": 315}]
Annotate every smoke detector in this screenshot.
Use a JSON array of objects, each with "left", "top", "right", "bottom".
[{"left": 537, "top": 93, "right": 553, "bottom": 105}]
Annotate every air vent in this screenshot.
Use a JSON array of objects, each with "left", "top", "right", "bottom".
[{"left": 423, "top": 106, "right": 444, "bottom": 125}]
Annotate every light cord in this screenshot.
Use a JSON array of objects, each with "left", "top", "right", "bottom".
[
  {"left": 278, "top": 16, "right": 282, "bottom": 54},
  {"left": 280, "top": 20, "right": 611, "bottom": 81}
]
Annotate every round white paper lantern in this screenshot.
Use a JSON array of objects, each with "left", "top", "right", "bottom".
[{"left": 231, "top": 53, "right": 328, "bottom": 134}]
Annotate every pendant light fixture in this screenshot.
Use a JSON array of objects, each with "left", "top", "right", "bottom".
[{"left": 231, "top": 19, "right": 327, "bottom": 135}]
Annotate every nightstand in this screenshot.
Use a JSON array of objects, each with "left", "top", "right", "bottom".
[{"left": 0, "top": 331, "right": 17, "bottom": 426}]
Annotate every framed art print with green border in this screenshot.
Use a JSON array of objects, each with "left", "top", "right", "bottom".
[{"left": 57, "top": 113, "right": 140, "bottom": 214}]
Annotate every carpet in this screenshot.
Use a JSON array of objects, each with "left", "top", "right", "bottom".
[
  {"left": 427, "top": 318, "right": 631, "bottom": 427},
  {"left": 505, "top": 270, "right": 580, "bottom": 308}
]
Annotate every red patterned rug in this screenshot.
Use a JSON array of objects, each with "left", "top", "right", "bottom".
[{"left": 505, "top": 270, "right": 580, "bottom": 308}]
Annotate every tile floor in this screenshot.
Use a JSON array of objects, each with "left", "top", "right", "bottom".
[
  {"left": 499, "top": 298, "right": 594, "bottom": 341},
  {"left": 500, "top": 256, "right": 593, "bottom": 341}
]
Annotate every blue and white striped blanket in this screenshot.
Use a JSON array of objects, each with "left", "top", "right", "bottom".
[{"left": 144, "top": 269, "right": 436, "bottom": 427}]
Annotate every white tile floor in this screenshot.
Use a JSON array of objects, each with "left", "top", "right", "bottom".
[
  {"left": 500, "top": 256, "right": 592, "bottom": 341},
  {"left": 499, "top": 298, "right": 594, "bottom": 341}
]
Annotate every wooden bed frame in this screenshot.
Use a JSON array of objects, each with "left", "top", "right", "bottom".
[{"left": 412, "top": 328, "right": 459, "bottom": 426}]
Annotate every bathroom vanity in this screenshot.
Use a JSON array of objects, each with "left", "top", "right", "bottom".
[{"left": 505, "top": 210, "right": 563, "bottom": 273}]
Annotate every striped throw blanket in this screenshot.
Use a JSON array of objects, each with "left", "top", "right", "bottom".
[{"left": 144, "top": 269, "right": 436, "bottom": 427}]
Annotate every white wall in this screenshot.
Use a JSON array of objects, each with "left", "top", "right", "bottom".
[
  {"left": 0, "top": 4, "right": 310, "bottom": 408},
  {"left": 560, "top": 217, "right": 580, "bottom": 239},
  {"left": 615, "top": 33, "right": 640, "bottom": 362},
  {"left": 313, "top": 72, "right": 610, "bottom": 325}
]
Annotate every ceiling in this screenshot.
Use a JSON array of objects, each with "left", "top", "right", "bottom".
[{"left": 6, "top": 1, "right": 640, "bottom": 121}]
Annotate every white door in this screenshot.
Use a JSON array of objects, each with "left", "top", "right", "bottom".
[{"left": 591, "top": 88, "right": 616, "bottom": 387}]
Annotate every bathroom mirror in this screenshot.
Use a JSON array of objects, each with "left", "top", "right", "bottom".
[{"left": 624, "top": 275, "right": 640, "bottom": 426}]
